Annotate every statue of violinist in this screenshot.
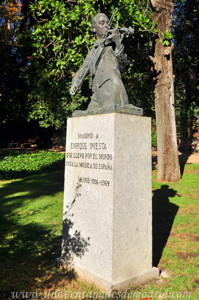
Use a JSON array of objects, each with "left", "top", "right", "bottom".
[{"left": 70, "top": 12, "right": 143, "bottom": 116}]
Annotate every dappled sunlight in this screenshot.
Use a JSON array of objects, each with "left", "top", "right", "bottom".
[
  {"left": 0, "top": 166, "right": 66, "bottom": 292},
  {"left": 1, "top": 158, "right": 198, "bottom": 296},
  {"left": 4, "top": 191, "right": 30, "bottom": 199}
]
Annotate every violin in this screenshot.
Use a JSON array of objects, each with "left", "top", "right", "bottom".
[
  {"left": 103, "top": 7, "right": 134, "bottom": 40},
  {"left": 98, "top": 26, "right": 135, "bottom": 47},
  {"left": 99, "top": 26, "right": 134, "bottom": 45},
  {"left": 107, "top": 26, "right": 134, "bottom": 37}
]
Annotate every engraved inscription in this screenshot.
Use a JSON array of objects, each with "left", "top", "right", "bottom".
[
  {"left": 78, "top": 176, "right": 110, "bottom": 187},
  {"left": 66, "top": 132, "right": 113, "bottom": 187}
]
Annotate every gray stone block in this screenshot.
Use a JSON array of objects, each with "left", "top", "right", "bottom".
[{"left": 61, "top": 113, "right": 159, "bottom": 292}]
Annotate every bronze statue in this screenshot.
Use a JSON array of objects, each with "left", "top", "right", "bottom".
[{"left": 70, "top": 12, "right": 143, "bottom": 116}]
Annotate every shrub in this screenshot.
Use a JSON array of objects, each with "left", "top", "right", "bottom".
[
  {"left": 152, "top": 131, "right": 157, "bottom": 148},
  {"left": 0, "top": 150, "right": 65, "bottom": 179}
]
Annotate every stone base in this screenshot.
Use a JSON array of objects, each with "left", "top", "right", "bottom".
[
  {"left": 62, "top": 113, "right": 159, "bottom": 293},
  {"left": 74, "top": 265, "right": 159, "bottom": 293},
  {"left": 72, "top": 104, "right": 143, "bottom": 117}
]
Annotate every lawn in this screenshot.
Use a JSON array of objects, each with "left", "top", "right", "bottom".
[{"left": 0, "top": 151, "right": 198, "bottom": 299}]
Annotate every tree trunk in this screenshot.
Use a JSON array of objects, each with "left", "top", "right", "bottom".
[{"left": 150, "top": 0, "right": 181, "bottom": 182}]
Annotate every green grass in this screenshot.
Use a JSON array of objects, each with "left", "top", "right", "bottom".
[
  {"left": 0, "top": 160, "right": 66, "bottom": 297},
  {"left": 150, "top": 164, "right": 199, "bottom": 300},
  {"left": 0, "top": 160, "right": 199, "bottom": 299}
]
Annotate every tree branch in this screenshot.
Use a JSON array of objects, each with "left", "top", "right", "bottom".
[
  {"left": 150, "top": 0, "right": 158, "bottom": 7},
  {"left": 150, "top": 0, "right": 160, "bottom": 11},
  {"left": 149, "top": 56, "right": 156, "bottom": 64}
]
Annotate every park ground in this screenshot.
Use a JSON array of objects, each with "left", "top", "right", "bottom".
[
  {"left": 152, "top": 147, "right": 199, "bottom": 164},
  {"left": 0, "top": 149, "right": 198, "bottom": 299}
]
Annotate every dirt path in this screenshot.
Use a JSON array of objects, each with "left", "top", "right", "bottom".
[
  {"left": 185, "top": 151, "right": 199, "bottom": 163},
  {"left": 152, "top": 149, "right": 199, "bottom": 164}
]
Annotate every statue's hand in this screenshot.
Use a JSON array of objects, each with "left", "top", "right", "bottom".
[
  {"left": 70, "top": 84, "right": 79, "bottom": 95},
  {"left": 112, "top": 28, "right": 122, "bottom": 51}
]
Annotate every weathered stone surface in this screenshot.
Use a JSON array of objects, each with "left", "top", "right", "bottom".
[
  {"left": 61, "top": 113, "right": 159, "bottom": 292},
  {"left": 72, "top": 104, "right": 143, "bottom": 117}
]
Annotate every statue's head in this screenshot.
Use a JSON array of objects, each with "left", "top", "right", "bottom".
[{"left": 92, "top": 13, "right": 109, "bottom": 39}]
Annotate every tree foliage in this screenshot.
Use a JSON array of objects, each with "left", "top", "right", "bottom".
[
  {"left": 173, "top": 0, "right": 199, "bottom": 136},
  {"left": 27, "top": 0, "right": 157, "bottom": 129},
  {"left": 0, "top": 0, "right": 33, "bottom": 125},
  {"left": 1, "top": 0, "right": 198, "bottom": 149}
]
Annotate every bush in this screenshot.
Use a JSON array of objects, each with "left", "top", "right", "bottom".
[
  {"left": 0, "top": 150, "right": 65, "bottom": 179},
  {"left": 152, "top": 131, "right": 157, "bottom": 148}
]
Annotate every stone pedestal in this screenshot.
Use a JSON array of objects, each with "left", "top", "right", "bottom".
[{"left": 61, "top": 113, "right": 159, "bottom": 292}]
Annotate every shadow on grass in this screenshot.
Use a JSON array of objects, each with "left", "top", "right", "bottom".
[
  {"left": 0, "top": 162, "right": 79, "bottom": 297},
  {"left": 153, "top": 185, "right": 180, "bottom": 267},
  {"left": 179, "top": 151, "right": 192, "bottom": 177}
]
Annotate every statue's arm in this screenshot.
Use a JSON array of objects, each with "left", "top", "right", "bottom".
[
  {"left": 70, "top": 54, "right": 90, "bottom": 95},
  {"left": 111, "top": 28, "right": 129, "bottom": 72},
  {"left": 115, "top": 45, "right": 129, "bottom": 72}
]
